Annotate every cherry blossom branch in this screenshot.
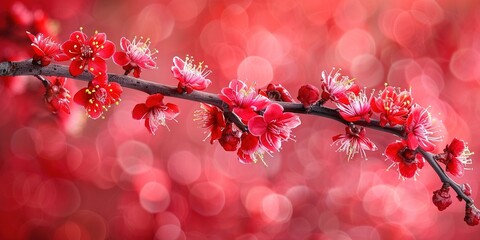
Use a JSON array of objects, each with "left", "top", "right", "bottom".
[
  {"left": 0, "top": 59, "right": 476, "bottom": 217},
  {"left": 419, "top": 148, "right": 473, "bottom": 205}
]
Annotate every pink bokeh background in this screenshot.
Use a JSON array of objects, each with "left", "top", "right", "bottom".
[{"left": 1, "top": 0, "right": 480, "bottom": 239}]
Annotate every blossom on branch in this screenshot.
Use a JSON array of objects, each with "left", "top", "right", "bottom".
[
  {"left": 336, "top": 90, "right": 372, "bottom": 123},
  {"left": 370, "top": 85, "right": 413, "bottom": 127},
  {"left": 248, "top": 103, "right": 301, "bottom": 153},
  {"left": 465, "top": 205, "right": 480, "bottom": 226},
  {"left": 194, "top": 103, "right": 226, "bottom": 144},
  {"left": 171, "top": 55, "right": 212, "bottom": 93},
  {"left": 132, "top": 93, "right": 179, "bottom": 135},
  {"left": 436, "top": 138, "right": 473, "bottom": 177},
  {"left": 385, "top": 140, "right": 424, "bottom": 178},
  {"left": 73, "top": 75, "right": 122, "bottom": 119},
  {"left": 61, "top": 29, "right": 115, "bottom": 76},
  {"left": 218, "top": 123, "right": 241, "bottom": 151},
  {"left": 297, "top": 84, "right": 320, "bottom": 108},
  {"left": 432, "top": 185, "right": 453, "bottom": 211},
  {"left": 26, "top": 31, "right": 62, "bottom": 66},
  {"left": 113, "top": 37, "right": 157, "bottom": 77},
  {"left": 258, "top": 83, "right": 295, "bottom": 102},
  {"left": 332, "top": 125, "right": 377, "bottom": 160},
  {"left": 404, "top": 106, "right": 441, "bottom": 151},
  {"left": 44, "top": 77, "right": 71, "bottom": 114},
  {"left": 237, "top": 132, "right": 264, "bottom": 164},
  {"left": 219, "top": 79, "right": 270, "bottom": 122},
  {"left": 320, "top": 68, "right": 360, "bottom": 103}
]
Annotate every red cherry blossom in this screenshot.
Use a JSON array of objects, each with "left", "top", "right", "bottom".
[
  {"left": 132, "top": 93, "right": 180, "bottom": 135},
  {"left": 44, "top": 77, "right": 71, "bottom": 114},
  {"left": 332, "top": 125, "right": 377, "bottom": 160},
  {"left": 385, "top": 140, "right": 424, "bottom": 178},
  {"left": 237, "top": 133, "right": 264, "bottom": 164},
  {"left": 320, "top": 68, "right": 360, "bottom": 103},
  {"left": 26, "top": 31, "right": 62, "bottom": 66},
  {"left": 432, "top": 185, "right": 453, "bottom": 211},
  {"left": 194, "top": 103, "right": 226, "bottom": 144},
  {"left": 370, "top": 86, "right": 413, "bottom": 127},
  {"left": 171, "top": 55, "right": 211, "bottom": 93},
  {"left": 336, "top": 90, "right": 372, "bottom": 123},
  {"left": 258, "top": 83, "right": 295, "bottom": 102},
  {"left": 73, "top": 75, "right": 122, "bottom": 119},
  {"left": 297, "top": 84, "right": 320, "bottom": 108},
  {"left": 219, "top": 79, "right": 270, "bottom": 122},
  {"left": 436, "top": 138, "right": 473, "bottom": 177},
  {"left": 405, "top": 106, "right": 441, "bottom": 151},
  {"left": 113, "top": 37, "right": 157, "bottom": 78},
  {"left": 465, "top": 205, "right": 480, "bottom": 226},
  {"left": 61, "top": 29, "right": 115, "bottom": 76},
  {"left": 248, "top": 103, "right": 301, "bottom": 153},
  {"left": 218, "top": 123, "right": 241, "bottom": 151}
]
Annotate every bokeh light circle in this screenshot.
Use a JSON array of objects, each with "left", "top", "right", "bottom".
[
  {"left": 237, "top": 56, "right": 273, "bottom": 87},
  {"left": 189, "top": 182, "right": 226, "bottom": 216},
  {"left": 139, "top": 181, "right": 170, "bottom": 213},
  {"left": 117, "top": 140, "right": 153, "bottom": 175},
  {"left": 261, "top": 193, "right": 293, "bottom": 224},
  {"left": 449, "top": 48, "right": 480, "bottom": 82}
]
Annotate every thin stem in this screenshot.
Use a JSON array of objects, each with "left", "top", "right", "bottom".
[{"left": 34, "top": 74, "right": 51, "bottom": 88}]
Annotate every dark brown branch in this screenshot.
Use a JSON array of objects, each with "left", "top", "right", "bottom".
[{"left": 0, "top": 59, "right": 475, "bottom": 207}]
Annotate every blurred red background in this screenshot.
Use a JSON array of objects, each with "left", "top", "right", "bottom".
[{"left": 1, "top": 0, "right": 480, "bottom": 239}]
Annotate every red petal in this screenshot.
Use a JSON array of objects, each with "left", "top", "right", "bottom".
[
  {"left": 113, "top": 52, "right": 130, "bottom": 66},
  {"left": 385, "top": 142, "right": 405, "bottom": 163},
  {"left": 164, "top": 103, "right": 180, "bottom": 119},
  {"left": 247, "top": 116, "right": 268, "bottom": 136},
  {"left": 26, "top": 31, "right": 35, "bottom": 41},
  {"left": 263, "top": 103, "right": 283, "bottom": 123},
  {"left": 145, "top": 94, "right": 164, "bottom": 108},
  {"left": 73, "top": 88, "right": 89, "bottom": 106},
  {"left": 97, "top": 40, "right": 115, "bottom": 59},
  {"left": 87, "top": 58, "right": 107, "bottom": 75},
  {"left": 120, "top": 37, "right": 130, "bottom": 51},
  {"left": 69, "top": 60, "right": 86, "bottom": 76},
  {"left": 61, "top": 40, "right": 80, "bottom": 57},
  {"left": 449, "top": 138, "right": 465, "bottom": 156},
  {"left": 132, "top": 104, "right": 148, "bottom": 120},
  {"left": 69, "top": 31, "right": 87, "bottom": 43},
  {"left": 173, "top": 56, "right": 184, "bottom": 69},
  {"left": 447, "top": 159, "right": 464, "bottom": 177},
  {"left": 399, "top": 162, "right": 417, "bottom": 178},
  {"left": 92, "top": 32, "right": 106, "bottom": 45}
]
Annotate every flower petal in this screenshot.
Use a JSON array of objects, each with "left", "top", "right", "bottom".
[
  {"left": 145, "top": 94, "right": 164, "bottom": 108},
  {"left": 132, "top": 103, "right": 148, "bottom": 120},
  {"left": 113, "top": 52, "right": 130, "bottom": 66},
  {"left": 248, "top": 116, "right": 268, "bottom": 136}
]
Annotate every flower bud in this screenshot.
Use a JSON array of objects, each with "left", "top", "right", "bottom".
[
  {"left": 432, "top": 185, "right": 452, "bottom": 211},
  {"left": 218, "top": 124, "right": 240, "bottom": 151},
  {"left": 297, "top": 84, "right": 320, "bottom": 107},
  {"left": 457, "top": 183, "right": 472, "bottom": 201},
  {"left": 465, "top": 204, "right": 480, "bottom": 226}
]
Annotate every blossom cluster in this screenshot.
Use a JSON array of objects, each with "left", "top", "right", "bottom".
[{"left": 23, "top": 28, "right": 477, "bottom": 226}]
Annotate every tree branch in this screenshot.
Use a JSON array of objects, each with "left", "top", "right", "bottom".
[{"left": 0, "top": 59, "right": 475, "bottom": 207}]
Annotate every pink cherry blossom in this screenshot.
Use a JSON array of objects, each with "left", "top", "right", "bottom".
[
  {"left": 332, "top": 125, "right": 377, "bottom": 160},
  {"left": 113, "top": 37, "right": 157, "bottom": 78},
  {"left": 171, "top": 55, "right": 211, "bottom": 93},
  {"left": 336, "top": 90, "right": 372, "bottom": 123},
  {"left": 219, "top": 79, "right": 270, "bottom": 122},
  {"left": 248, "top": 103, "right": 301, "bottom": 153},
  {"left": 320, "top": 68, "right": 360, "bottom": 103},
  {"left": 237, "top": 133, "right": 264, "bottom": 164},
  {"left": 404, "top": 106, "right": 441, "bottom": 151}
]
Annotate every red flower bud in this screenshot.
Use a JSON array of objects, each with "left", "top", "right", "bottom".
[
  {"left": 457, "top": 183, "right": 472, "bottom": 201},
  {"left": 297, "top": 84, "right": 320, "bottom": 107},
  {"left": 218, "top": 124, "right": 240, "bottom": 151},
  {"left": 432, "top": 185, "right": 452, "bottom": 211},
  {"left": 465, "top": 204, "right": 480, "bottom": 226}
]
